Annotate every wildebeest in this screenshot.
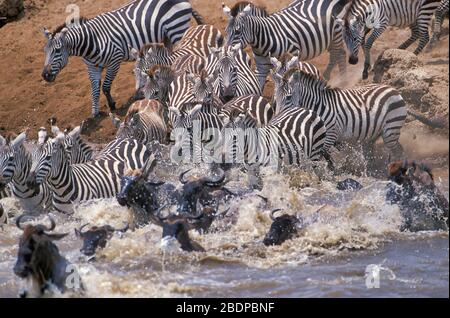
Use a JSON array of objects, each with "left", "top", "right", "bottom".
[
  {"left": 14, "top": 215, "right": 83, "bottom": 297},
  {"left": 336, "top": 178, "right": 363, "bottom": 191},
  {"left": 155, "top": 213, "right": 205, "bottom": 252},
  {"left": 75, "top": 223, "right": 129, "bottom": 256},
  {"left": 263, "top": 209, "right": 302, "bottom": 246},
  {"left": 386, "top": 160, "right": 449, "bottom": 232}
]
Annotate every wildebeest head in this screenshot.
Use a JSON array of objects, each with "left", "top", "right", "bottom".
[
  {"left": 156, "top": 213, "right": 205, "bottom": 252},
  {"left": 387, "top": 160, "right": 449, "bottom": 232},
  {"left": 177, "top": 168, "right": 226, "bottom": 214},
  {"left": 263, "top": 209, "right": 302, "bottom": 246},
  {"left": 75, "top": 223, "right": 129, "bottom": 256},
  {"left": 14, "top": 215, "right": 68, "bottom": 284}
]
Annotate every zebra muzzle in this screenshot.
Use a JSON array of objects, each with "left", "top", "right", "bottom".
[
  {"left": 348, "top": 55, "right": 359, "bottom": 65},
  {"left": 42, "top": 69, "right": 56, "bottom": 83},
  {"left": 26, "top": 172, "right": 39, "bottom": 190}
]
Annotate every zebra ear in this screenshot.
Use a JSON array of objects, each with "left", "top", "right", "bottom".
[
  {"left": 68, "top": 126, "right": 81, "bottom": 139},
  {"left": 335, "top": 18, "right": 345, "bottom": 27},
  {"left": 129, "top": 46, "right": 140, "bottom": 60},
  {"left": 11, "top": 132, "right": 27, "bottom": 150},
  {"left": 222, "top": 4, "right": 232, "bottom": 18},
  {"left": 209, "top": 46, "right": 221, "bottom": 56},
  {"left": 109, "top": 113, "right": 122, "bottom": 129},
  {"left": 53, "top": 133, "right": 65, "bottom": 146},
  {"left": 241, "top": 4, "right": 252, "bottom": 17},
  {"left": 270, "top": 56, "right": 282, "bottom": 69},
  {"left": 38, "top": 127, "right": 47, "bottom": 145},
  {"left": 287, "top": 56, "right": 299, "bottom": 69},
  {"left": 188, "top": 104, "right": 203, "bottom": 118},
  {"left": 0, "top": 134, "right": 6, "bottom": 147},
  {"left": 42, "top": 28, "right": 52, "bottom": 40},
  {"left": 169, "top": 107, "right": 182, "bottom": 117}
]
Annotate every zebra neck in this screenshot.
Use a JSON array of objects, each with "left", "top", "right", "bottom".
[
  {"left": 48, "top": 157, "right": 74, "bottom": 199},
  {"left": 66, "top": 25, "right": 99, "bottom": 58},
  {"left": 350, "top": 0, "right": 376, "bottom": 21},
  {"left": 11, "top": 149, "right": 36, "bottom": 197}
]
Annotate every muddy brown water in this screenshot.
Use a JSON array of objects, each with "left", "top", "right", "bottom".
[{"left": 0, "top": 142, "right": 448, "bottom": 298}]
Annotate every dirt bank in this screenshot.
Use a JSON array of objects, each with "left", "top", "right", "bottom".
[{"left": 0, "top": 0, "right": 448, "bottom": 147}]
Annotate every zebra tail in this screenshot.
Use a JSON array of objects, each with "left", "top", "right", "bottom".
[
  {"left": 192, "top": 9, "right": 205, "bottom": 25},
  {"left": 407, "top": 110, "right": 447, "bottom": 130}
]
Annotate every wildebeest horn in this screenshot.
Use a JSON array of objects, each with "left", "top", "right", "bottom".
[
  {"left": 214, "top": 207, "right": 230, "bottom": 218},
  {"left": 270, "top": 209, "right": 283, "bottom": 221},
  {"left": 179, "top": 169, "right": 192, "bottom": 184},
  {"left": 203, "top": 168, "right": 225, "bottom": 186},
  {"left": 77, "top": 223, "right": 90, "bottom": 235},
  {"left": 147, "top": 181, "right": 165, "bottom": 187},
  {"left": 16, "top": 214, "right": 30, "bottom": 230},
  {"left": 44, "top": 216, "right": 56, "bottom": 232}
]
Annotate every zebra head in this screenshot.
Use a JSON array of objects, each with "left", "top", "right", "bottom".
[
  {"left": 223, "top": 4, "right": 253, "bottom": 47},
  {"left": 0, "top": 132, "right": 27, "bottom": 191},
  {"left": 187, "top": 70, "right": 215, "bottom": 105},
  {"left": 220, "top": 110, "right": 247, "bottom": 164},
  {"left": 215, "top": 44, "right": 241, "bottom": 102},
  {"left": 271, "top": 69, "right": 294, "bottom": 115},
  {"left": 63, "top": 126, "right": 93, "bottom": 164},
  {"left": 42, "top": 28, "right": 71, "bottom": 83},
  {"left": 143, "top": 65, "right": 174, "bottom": 103},
  {"left": 270, "top": 53, "right": 300, "bottom": 77},
  {"left": 170, "top": 104, "right": 203, "bottom": 132},
  {"left": 27, "top": 134, "right": 65, "bottom": 190},
  {"left": 343, "top": 17, "right": 365, "bottom": 65}
]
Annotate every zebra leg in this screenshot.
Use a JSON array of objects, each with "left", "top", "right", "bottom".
[
  {"left": 399, "top": 24, "right": 420, "bottom": 50},
  {"left": 87, "top": 65, "right": 103, "bottom": 117},
  {"left": 362, "top": 27, "right": 386, "bottom": 80},
  {"left": 414, "top": 20, "right": 432, "bottom": 55},
  {"left": 102, "top": 63, "right": 121, "bottom": 111},
  {"left": 253, "top": 54, "right": 272, "bottom": 91},
  {"left": 324, "top": 47, "right": 347, "bottom": 80},
  {"left": 431, "top": 5, "right": 447, "bottom": 44}
]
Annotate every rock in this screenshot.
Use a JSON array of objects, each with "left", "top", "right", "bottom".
[
  {"left": 0, "top": 0, "right": 23, "bottom": 26},
  {"left": 372, "top": 49, "right": 449, "bottom": 131}
]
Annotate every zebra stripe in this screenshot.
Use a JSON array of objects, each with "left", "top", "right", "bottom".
[
  {"left": 223, "top": 0, "right": 349, "bottom": 88},
  {"left": 42, "top": 0, "right": 202, "bottom": 117},
  {"left": 222, "top": 107, "right": 328, "bottom": 166},
  {"left": 430, "top": 0, "right": 449, "bottom": 45},
  {"left": 114, "top": 99, "right": 168, "bottom": 145},
  {"left": 170, "top": 102, "right": 224, "bottom": 164},
  {"left": 29, "top": 136, "right": 151, "bottom": 214},
  {"left": 344, "top": 0, "right": 443, "bottom": 79},
  {"left": 133, "top": 24, "right": 223, "bottom": 96},
  {"left": 0, "top": 133, "right": 52, "bottom": 212},
  {"left": 205, "top": 44, "right": 262, "bottom": 103},
  {"left": 288, "top": 69, "right": 407, "bottom": 157},
  {"left": 48, "top": 123, "right": 93, "bottom": 164}
]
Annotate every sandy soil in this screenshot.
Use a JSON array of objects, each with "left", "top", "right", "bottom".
[{"left": 0, "top": 0, "right": 448, "bottom": 144}]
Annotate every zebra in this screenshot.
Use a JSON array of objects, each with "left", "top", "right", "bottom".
[
  {"left": 269, "top": 53, "right": 322, "bottom": 79},
  {"left": 48, "top": 118, "right": 93, "bottom": 164},
  {"left": 132, "top": 24, "right": 223, "bottom": 98},
  {"left": 286, "top": 68, "right": 408, "bottom": 162},
  {"left": 430, "top": 0, "right": 449, "bottom": 46},
  {"left": 0, "top": 132, "right": 52, "bottom": 212},
  {"left": 205, "top": 44, "right": 262, "bottom": 103},
  {"left": 223, "top": 0, "right": 350, "bottom": 89},
  {"left": 42, "top": 0, "right": 204, "bottom": 117},
  {"left": 221, "top": 106, "right": 328, "bottom": 167},
  {"left": 169, "top": 102, "right": 224, "bottom": 164},
  {"left": 110, "top": 99, "right": 168, "bottom": 145},
  {"left": 344, "top": 0, "right": 443, "bottom": 79},
  {"left": 27, "top": 135, "right": 151, "bottom": 214}
]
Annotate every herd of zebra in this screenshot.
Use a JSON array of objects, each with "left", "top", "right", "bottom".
[{"left": 0, "top": 0, "right": 448, "bottom": 217}]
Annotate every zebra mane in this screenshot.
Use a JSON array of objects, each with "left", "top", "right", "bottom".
[
  {"left": 139, "top": 43, "right": 169, "bottom": 57},
  {"left": 230, "top": 1, "right": 268, "bottom": 17},
  {"left": 52, "top": 17, "right": 90, "bottom": 36},
  {"left": 146, "top": 64, "right": 174, "bottom": 78},
  {"left": 289, "top": 69, "right": 330, "bottom": 90}
]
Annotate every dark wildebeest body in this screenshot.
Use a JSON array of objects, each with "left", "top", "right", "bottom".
[
  {"left": 75, "top": 223, "right": 129, "bottom": 256},
  {"left": 14, "top": 215, "right": 83, "bottom": 297},
  {"left": 386, "top": 160, "right": 449, "bottom": 232},
  {"left": 263, "top": 209, "right": 302, "bottom": 246}
]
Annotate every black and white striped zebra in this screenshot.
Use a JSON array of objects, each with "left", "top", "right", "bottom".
[
  {"left": 0, "top": 133, "right": 52, "bottom": 212},
  {"left": 49, "top": 118, "right": 93, "bottom": 164},
  {"left": 223, "top": 0, "right": 350, "bottom": 89},
  {"left": 27, "top": 135, "right": 151, "bottom": 214},
  {"left": 221, "top": 107, "right": 328, "bottom": 167},
  {"left": 42, "top": 0, "right": 204, "bottom": 117},
  {"left": 132, "top": 24, "right": 223, "bottom": 98},
  {"left": 286, "top": 69, "right": 408, "bottom": 160},
  {"left": 169, "top": 102, "right": 224, "bottom": 164},
  {"left": 205, "top": 44, "right": 261, "bottom": 103},
  {"left": 430, "top": 0, "right": 449, "bottom": 46},
  {"left": 111, "top": 99, "right": 168, "bottom": 145},
  {"left": 344, "top": 0, "right": 443, "bottom": 79}
]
